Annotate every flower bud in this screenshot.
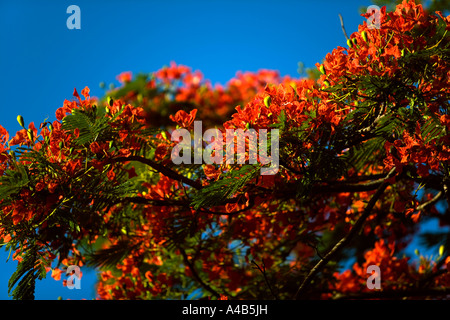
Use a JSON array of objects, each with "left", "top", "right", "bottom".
[
  {"left": 319, "top": 65, "right": 326, "bottom": 75},
  {"left": 264, "top": 95, "right": 272, "bottom": 108},
  {"left": 361, "top": 31, "right": 368, "bottom": 43},
  {"left": 347, "top": 38, "right": 353, "bottom": 48},
  {"left": 17, "top": 115, "right": 25, "bottom": 128},
  {"left": 439, "top": 245, "right": 444, "bottom": 257},
  {"left": 27, "top": 129, "right": 33, "bottom": 142}
]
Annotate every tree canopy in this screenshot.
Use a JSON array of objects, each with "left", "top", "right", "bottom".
[{"left": 1, "top": 0, "right": 450, "bottom": 300}]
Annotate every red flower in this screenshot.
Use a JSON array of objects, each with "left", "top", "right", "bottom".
[
  {"left": 48, "top": 181, "right": 59, "bottom": 193},
  {"left": 35, "top": 181, "right": 45, "bottom": 192},
  {"left": 51, "top": 268, "right": 62, "bottom": 281},
  {"left": 81, "top": 86, "right": 90, "bottom": 99},
  {"left": 169, "top": 109, "right": 197, "bottom": 128},
  {"left": 107, "top": 169, "right": 116, "bottom": 181},
  {"left": 73, "top": 88, "right": 82, "bottom": 104},
  {"left": 155, "top": 62, "right": 190, "bottom": 83},
  {"left": 0, "top": 125, "right": 9, "bottom": 145},
  {"left": 155, "top": 144, "right": 168, "bottom": 161},
  {"left": 90, "top": 141, "right": 108, "bottom": 155},
  {"left": 203, "top": 164, "right": 221, "bottom": 180},
  {"left": 55, "top": 100, "right": 74, "bottom": 121},
  {"left": 8, "top": 122, "right": 36, "bottom": 146},
  {"left": 116, "top": 71, "right": 132, "bottom": 84},
  {"left": 126, "top": 167, "right": 137, "bottom": 179}
]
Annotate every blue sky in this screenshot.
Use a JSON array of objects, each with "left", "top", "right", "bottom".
[{"left": 0, "top": 0, "right": 445, "bottom": 300}]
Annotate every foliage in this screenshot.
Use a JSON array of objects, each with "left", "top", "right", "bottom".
[
  {"left": 365, "top": 0, "right": 450, "bottom": 14},
  {"left": 1, "top": 0, "right": 450, "bottom": 300}
]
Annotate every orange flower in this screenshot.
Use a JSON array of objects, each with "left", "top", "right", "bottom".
[
  {"left": 81, "top": 86, "right": 90, "bottom": 99},
  {"left": 169, "top": 109, "right": 197, "bottom": 128},
  {"left": 51, "top": 268, "right": 62, "bottom": 281},
  {"left": 107, "top": 169, "right": 116, "bottom": 181},
  {"left": 116, "top": 71, "right": 132, "bottom": 84}
]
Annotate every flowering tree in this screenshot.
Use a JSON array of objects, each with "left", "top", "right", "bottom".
[{"left": 1, "top": 0, "right": 450, "bottom": 300}]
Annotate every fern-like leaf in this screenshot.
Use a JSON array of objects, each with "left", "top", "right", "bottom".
[
  {"left": 86, "top": 240, "right": 138, "bottom": 268},
  {"left": 8, "top": 245, "right": 46, "bottom": 300},
  {"left": 191, "top": 165, "right": 260, "bottom": 209},
  {"left": 62, "top": 108, "right": 110, "bottom": 145}
]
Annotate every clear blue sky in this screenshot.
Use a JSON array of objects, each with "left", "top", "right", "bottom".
[{"left": 0, "top": 0, "right": 444, "bottom": 300}]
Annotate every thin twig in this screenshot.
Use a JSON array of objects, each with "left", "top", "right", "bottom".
[
  {"left": 120, "top": 196, "right": 187, "bottom": 206},
  {"left": 293, "top": 167, "right": 397, "bottom": 299},
  {"left": 356, "top": 103, "right": 387, "bottom": 134},
  {"left": 252, "top": 260, "right": 279, "bottom": 300},
  {"left": 416, "top": 190, "right": 443, "bottom": 212},
  {"left": 338, "top": 13, "right": 350, "bottom": 41},
  {"left": 443, "top": 180, "right": 450, "bottom": 210},
  {"left": 196, "top": 201, "right": 254, "bottom": 216},
  {"left": 311, "top": 176, "right": 386, "bottom": 194},
  {"left": 180, "top": 247, "right": 221, "bottom": 298}
]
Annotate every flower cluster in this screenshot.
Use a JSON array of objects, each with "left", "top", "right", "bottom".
[{"left": 1, "top": 0, "right": 449, "bottom": 300}]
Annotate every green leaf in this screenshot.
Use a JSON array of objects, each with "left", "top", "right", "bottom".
[
  {"left": 191, "top": 165, "right": 260, "bottom": 209},
  {"left": 8, "top": 245, "right": 46, "bottom": 300},
  {"left": 86, "top": 240, "right": 138, "bottom": 268},
  {"left": 421, "top": 114, "right": 445, "bottom": 143},
  {"left": 340, "top": 136, "right": 386, "bottom": 173},
  {"left": 0, "top": 163, "right": 29, "bottom": 200},
  {"left": 62, "top": 108, "right": 110, "bottom": 146}
]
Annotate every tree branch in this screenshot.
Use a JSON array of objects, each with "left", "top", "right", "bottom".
[
  {"left": 252, "top": 260, "right": 279, "bottom": 300},
  {"left": 311, "top": 177, "right": 386, "bottom": 194},
  {"left": 196, "top": 201, "right": 254, "bottom": 216},
  {"left": 338, "top": 13, "right": 349, "bottom": 41},
  {"left": 293, "top": 167, "right": 397, "bottom": 299},
  {"left": 109, "top": 155, "right": 203, "bottom": 190},
  {"left": 120, "top": 196, "right": 187, "bottom": 207},
  {"left": 180, "top": 247, "right": 221, "bottom": 298},
  {"left": 416, "top": 190, "right": 443, "bottom": 212},
  {"left": 277, "top": 172, "right": 391, "bottom": 200}
]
